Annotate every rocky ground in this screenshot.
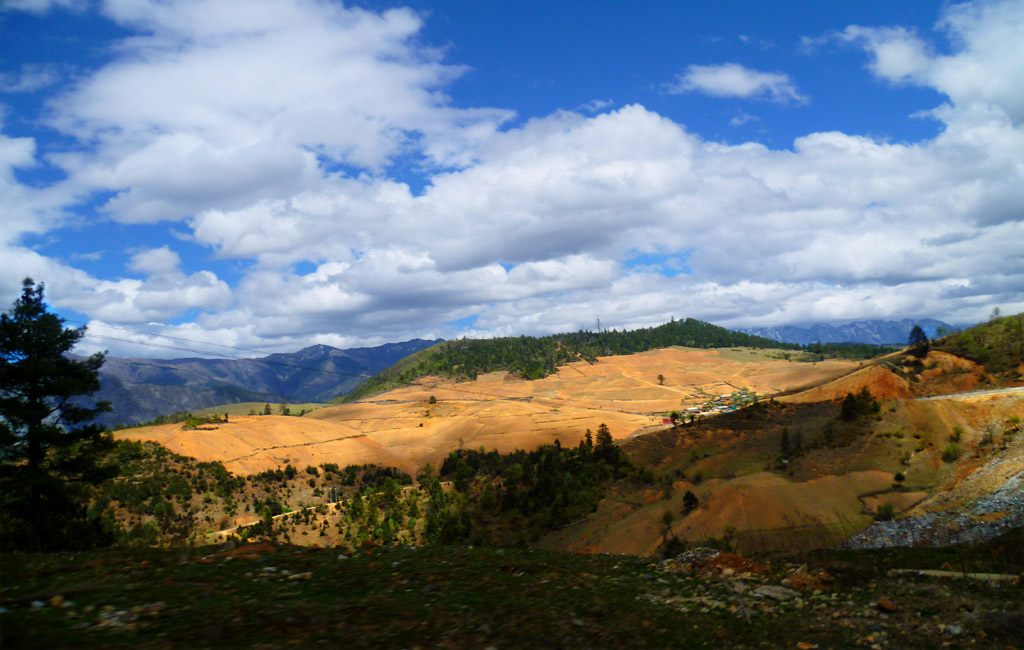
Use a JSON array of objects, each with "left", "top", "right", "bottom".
[
  {"left": 2, "top": 534, "right": 1022, "bottom": 649},
  {"left": 847, "top": 436, "right": 1024, "bottom": 549}
]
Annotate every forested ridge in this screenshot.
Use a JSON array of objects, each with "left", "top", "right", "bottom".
[
  {"left": 935, "top": 312, "right": 1024, "bottom": 377},
  {"left": 342, "top": 318, "right": 801, "bottom": 402}
]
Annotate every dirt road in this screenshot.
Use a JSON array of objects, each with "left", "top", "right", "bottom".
[{"left": 914, "top": 385, "right": 1024, "bottom": 401}]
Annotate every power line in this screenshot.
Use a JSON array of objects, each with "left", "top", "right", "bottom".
[
  {"left": 76, "top": 324, "right": 653, "bottom": 414},
  {"left": 81, "top": 333, "right": 373, "bottom": 380},
  {"left": 64, "top": 318, "right": 294, "bottom": 359}
]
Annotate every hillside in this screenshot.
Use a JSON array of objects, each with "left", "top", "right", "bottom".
[
  {"left": 88, "top": 338, "right": 440, "bottom": 427},
  {"left": 935, "top": 312, "right": 1024, "bottom": 377},
  {"left": 540, "top": 316, "right": 1024, "bottom": 556},
  {"left": 343, "top": 318, "right": 800, "bottom": 402},
  {"left": 741, "top": 318, "right": 955, "bottom": 346},
  {"left": 109, "top": 314, "right": 1024, "bottom": 558},
  {"left": 118, "top": 346, "right": 859, "bottom": 475}
]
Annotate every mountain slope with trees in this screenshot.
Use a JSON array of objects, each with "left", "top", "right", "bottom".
[
  {"left": 88, "top": 339, "right": 441, "bottom": 427},
  {"left": 740, "top": 318, "right": 954, "bottom": 346},
  {"left": 934, "top": 312, "right": 1024, "bottom": 377},
  {"left": 343, "top": 318, "right": 801, "bottom": 402}
]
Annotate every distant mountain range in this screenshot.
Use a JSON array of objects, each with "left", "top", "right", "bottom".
[
  {"left": 89, "top": 318, "right": 959, "bottom": 427},
  {"left": 88, "top": 339, "right": 441, "bottom": 427},
  {"left": 739, "top": 319, "right": 955, "bottom": 346}
]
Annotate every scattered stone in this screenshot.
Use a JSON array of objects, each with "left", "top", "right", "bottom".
[
  {"left": 876, "top": 597, "right": 898, "bottom": 613},
  {"left": 48, "top": 595, "right": 65, "bottom": 608},
  {"left": 288, "top": 572, "right": 313, "bottom": 581},
  {"left": 754, "top": 585, "right": 799, "bottom": 601}
]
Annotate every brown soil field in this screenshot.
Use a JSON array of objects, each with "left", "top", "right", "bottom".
[
  {"left": 779, "top": 364, "right": 913, "bottom": 403},
  {"left": 862, "top": 491, "right": 929, "bottom": 515},
  {"left": 540, "top": 359, "right": 1022, "bottom": 556},
  {"left": 913, "top": 351, "right": 991, "bottom": 395},
  {"left": 118, "top": 416, "right": 414, "bottom": 476},
  {"left": 901, "top": 392, "right": 1024, "bottom": 516},
  {"left": 116, "top": 347, "right": 858, "bottom": 474},
  {"left": 539, "top": 470, "right": 893, "bottom": 557},
  {"left": 776, "top": 350, "right": 1011, "bottom": 405}
]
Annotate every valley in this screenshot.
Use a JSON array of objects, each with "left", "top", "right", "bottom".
[
  {"left": 110, "top": 314, "right": 1024, "bottom": 558},
  {"left": 5, "top": 311, "right": 1024, "bottom": 649},
  {"left": 118, "top": 346, "right": 859, "bottom": 475}
]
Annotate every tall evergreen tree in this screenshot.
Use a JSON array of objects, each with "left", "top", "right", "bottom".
[
  {"left": 594, "top": 423, "right": 617, "bottom": 463},
  {"left": 0, "top": 278, "right": 117, "bottom": 551},
  {"left": 908, "top": 324, "right": 930, "bottom": 358},
  {"left": 779, "top": 428, "right": 791, "bottom": 459}
]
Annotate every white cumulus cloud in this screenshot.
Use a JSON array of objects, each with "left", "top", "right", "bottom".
[
  {"left": 1, "top": 0, "right": 1022, "bottom": 357},
  {"left": 667, "top": 63, "right": 808, "bottom": 104}
]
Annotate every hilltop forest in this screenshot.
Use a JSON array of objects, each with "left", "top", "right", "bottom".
[
  {"left": 343, "top": 318, "right": 802, "bottom": 401},
  {"left": 936, "top": 312, "right": 1024, "bottom": 376}
]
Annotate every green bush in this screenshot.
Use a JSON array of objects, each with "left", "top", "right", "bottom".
[
  {"left": 941, "top": 444, "right": 960, "bottom": 463},
  {"left": 875, "top": 503, "right": 894, "bottom": 521}
]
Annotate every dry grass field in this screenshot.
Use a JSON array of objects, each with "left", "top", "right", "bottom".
[
  {"left": 113, "top": 345, "right": 1023, "bottom": 556},
  {"left": 117, "top": 347, "right": 857, "bottom": 474}
]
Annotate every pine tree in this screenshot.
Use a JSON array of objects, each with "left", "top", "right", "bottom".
[
  {"left": 0, "top": 278, "right": 117, "bottom": 551},
  {"left": 908, "top": 324, "right": 930, "bottom": 358},
  {"left": 594, "top": 423, "right": 617, "bottom": 463},
  {"left": 682, "top": 490, "right": 699, "bottom": 513},
  {"left": 779, "top": 428, "right": 791, "bottom": 459}
]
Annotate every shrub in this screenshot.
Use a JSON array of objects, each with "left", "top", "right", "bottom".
[
  {"left": 950, "top": 426, "right": 963, "bottom": 442},
  {"left": 875, "top": 503, "right": 894, "bottom": 521},
  {"left": 660, "top": 534, "right": 688, "bottom": 559},
  {"left": 941, "top": 444, "right": 960, "bottom": 462},
  {"left": 682, "top": 490, "right": 699, "bottom": 513}
]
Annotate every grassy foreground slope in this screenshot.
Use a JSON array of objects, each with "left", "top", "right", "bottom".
[
  {"left": 3, "top": 534, "right": 1022, "bottom": 649},
  {"left": 342, "top": 318, "right": 801, "bottom": 402}
]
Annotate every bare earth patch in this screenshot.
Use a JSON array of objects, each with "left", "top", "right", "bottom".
[{"left": 117, "top": 347, "right": 858, "bottom": 473}]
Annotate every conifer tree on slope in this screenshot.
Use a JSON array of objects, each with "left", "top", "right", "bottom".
[{"left": 0, "top": 278, "right": 117, "bottom": 551}]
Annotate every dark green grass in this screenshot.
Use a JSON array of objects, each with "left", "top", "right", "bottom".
[
  {"left": 2, "top": 535, "right": 1022, "bottom": 649},
  {"left": 1, "top": 546, "right": 761, "bottom": 649}
]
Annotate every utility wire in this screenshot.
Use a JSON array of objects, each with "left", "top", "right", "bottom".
[
  {"left": 64, "top": 318, "right": 302, "bottom": 359},
  {"left": 90, "top": 334, "right": 651, "bottom": 415},
  {"left": 77, "top": 324, "right": 650, "bottom": 413},
  {"left": 81, "top": 333, "right": 373, "bottom": 380}
]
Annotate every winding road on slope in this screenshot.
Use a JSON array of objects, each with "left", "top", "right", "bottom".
[{"left": 914, "top": 385, "right": 1024, "bottom": 401}]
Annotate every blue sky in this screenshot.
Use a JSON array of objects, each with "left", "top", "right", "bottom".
[{"left": 1, "top": 0, "right": 1022, "bottom": 358}]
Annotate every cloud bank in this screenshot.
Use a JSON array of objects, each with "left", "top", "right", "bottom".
[{"left": 1, "top": 0, "right": 1022, "bottom": 357}]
